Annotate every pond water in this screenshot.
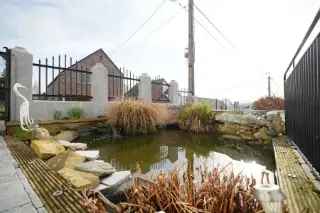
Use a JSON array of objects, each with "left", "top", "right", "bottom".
[{"left": 81, "top": 130, "right": 275, "bottom": 181}]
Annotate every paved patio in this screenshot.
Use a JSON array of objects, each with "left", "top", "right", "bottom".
[{"left": 0, "top": 136, "right": 46, "bottom": 213}]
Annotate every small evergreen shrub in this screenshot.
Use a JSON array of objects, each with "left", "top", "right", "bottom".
[
  {"left": 12, "top": 127, "right": 32, "bottom": 141},
  {"left": 178, "top": 102, "right": 215, "bottom": 133},
  {"left": 108, "top": 100, "right": 163, "bottom": 135},
  {"left": 67, "top": 107, "right": 84, "bottom": 119}
]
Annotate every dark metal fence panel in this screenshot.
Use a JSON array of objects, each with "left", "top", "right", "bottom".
[
  {"left": 151, "top": 77, "right": 170, "bottom": 103},
  {"left": 0, "top": 47, "right": 11, "bottom": 121},
  {"left": 284, "top": 32, "right": 320, "bottom": 171},
  {"left": 108, "top": 68, "right": 140, "bottom": 101},
  {"left": 32, "top": 55, "right": 92, "bottom": 101}
]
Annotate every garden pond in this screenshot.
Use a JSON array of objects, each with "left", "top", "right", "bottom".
[{"left": 80, "top": 130, "right": 275, "bottom": 182}]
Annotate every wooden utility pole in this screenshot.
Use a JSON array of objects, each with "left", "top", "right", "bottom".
[{"left": 188, "top": 0, "right": 195, "bottom": 96}]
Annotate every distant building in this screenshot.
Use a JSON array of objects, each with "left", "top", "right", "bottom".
[{"left": 46, "top": 49, "right": 123, "bottom": 100}]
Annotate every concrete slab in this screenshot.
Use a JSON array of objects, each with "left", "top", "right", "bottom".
[
  {"left": 0, "top": 137, "right": 44, "bottom": 213},
  {"left": 0, "top": 180, "right": 30, "bottom": 212},
  {"left": 2, "top": 203, "right": 38, "bottom": 213}
]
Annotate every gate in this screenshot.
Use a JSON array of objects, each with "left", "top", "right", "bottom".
[
  {"left": 284, "top": 8, "right": 320, "bottom": 171},
  {"left": 0, "top": 47, "right": 11, "bottom": 121}
]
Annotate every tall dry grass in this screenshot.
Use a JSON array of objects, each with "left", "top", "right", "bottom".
[
  {"left": 178, "top": 102, "right": 215, "bottom": 133},
  {"left": 107, "top": 100, "right": 168, "bottom": 135},
  {"left": 119, "top": 166, "right": 263, "bottom": 212}
]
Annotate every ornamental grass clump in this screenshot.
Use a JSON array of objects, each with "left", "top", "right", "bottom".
[
  {"left": 178, "top": 102, "right": 215, "bottom": 133},
  {"left": 119, "top": 166, "right": 263, "bottom": 212},
  {"left": 108, "top": 100, "right": 164, "bottom": 135}
]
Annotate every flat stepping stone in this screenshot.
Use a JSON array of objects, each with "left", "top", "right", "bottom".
[
  {"left": 55, "top": 131, "right": 79, "bottom": 142},
  {"left": 31, "top": 140, "right": 65, "bottom": 160},
  {"left": 101, "top": 171, "right": 131, "bottom": 188},
  {"left": 46, "top": 150, "right": 86, "bottom": 171},
  {"left": 75, "top": 160, "right": 115, "bottom": 177},
  {"left": 93, "top": 184, "right": 109, "bottom": 193},
  {"left": 57, "top": 140, "right": 87, "bottom": 150},
  {"left": 58, "top": 168, "right": 99, "bottom": 191},
  {"left": 75, "top": 150, "right": 99, "bottom": 160}
]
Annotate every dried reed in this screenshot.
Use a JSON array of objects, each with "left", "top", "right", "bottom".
[{"left": 119, "top": 166, "right": 263, "bottom": 213}]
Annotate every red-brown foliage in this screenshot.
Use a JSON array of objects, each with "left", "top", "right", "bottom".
[{"left": 253, "top": 96, "right": 284, "bottom": 110}]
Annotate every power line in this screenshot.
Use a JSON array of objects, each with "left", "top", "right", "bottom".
[
  {"left": 143, "top": 11, "right": 181, "bottom": 40},
  {"left": 175, "top": 1, "right": 224, "bottom": 47},
  {"left": 193, "top": 3, "right": 235, "bottom": 48},
  {"left": 194, "top": 18, "right": 224, "bottom": 48},
  {"left": 111, "top": 0, "right": 167, "bottom": 54}
]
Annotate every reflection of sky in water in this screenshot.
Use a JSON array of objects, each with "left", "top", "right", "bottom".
[
  {"left": 85, "top": 130, "right": 275, "bottom": 182},
  {"left": 147, "top": 146, "right": 274, "bottom": 184}
]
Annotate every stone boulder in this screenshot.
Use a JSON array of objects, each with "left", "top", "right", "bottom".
[
  {"left": 31, "top": 140, "right": 65, "bottom": 160},
  {"left": 33, "top": 127, "right": 51, "bottom": 140},
  {"left": 270, "top": 114, "right": 285, "bottom": 135},
  {"left": 254, "top": 127, "right": 271, "bottom": 143},
  {"left": 75, "top": 150, "right": 99, "bottom": 160},
  {"left": 266, "top": 110, "right": 285, "bottom": 122},
  {"left": 54, "top": 131, "right": 79, "bottom": 142},
  {"left": 215, "top": 112, "right": 267, "bottom": 127},
  {"left": 46, "top": 150, "right": 86, "bottom": 171},
  {"left": 75, "top": 160, "right": 116, "bottom": 177},
  {"left": 216, "top": 123, "right": 256, "bottom": 141},
  {"left": 58, "top": 168, "right": 99, "bottom": 191},
  {"left": 57, "top": 140, "right": 87, "bottom": 151}
]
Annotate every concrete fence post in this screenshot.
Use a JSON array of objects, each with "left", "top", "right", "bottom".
[
  {"left": 138, "top": 73, "right": 152, "bottom": 103},
  {"left": 10, "top": 47, "right": 33, "bottom": 121},
  {"left": 169, "top": 80, "right": 179, "bottom": 105},
  {"left": 90, "top": 63, "right": 108, "bottom": 116}
]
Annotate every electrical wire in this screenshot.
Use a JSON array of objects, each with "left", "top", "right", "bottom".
[
  {"left": 194, "top": 2, "right": 235, "bottom": 48},
  {"left": 175, "top": 1, "right": 224, "bottom": 47},
  {"left": 111, "top": 0, "right": 167, "bottom": 54}
]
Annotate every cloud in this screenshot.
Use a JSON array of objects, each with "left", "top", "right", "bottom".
[{"left": 0, "top": 0, "right": 318, "bottom": 102}]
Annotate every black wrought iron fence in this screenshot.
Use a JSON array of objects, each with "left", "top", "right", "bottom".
[
  {"left": 151, "top": 77, "right": 170, "bottom": 103},
  {"left": 284, "top": 8, "right": 320, "bottom": 171},
  {"left": 32, "top": 55, "right": 92, "bottom": 101},
  {"left": 108, "top": 68, "right": 140, "bottom": 101}
]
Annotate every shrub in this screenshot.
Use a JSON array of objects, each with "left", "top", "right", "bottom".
[
  {"left": 253, "top": 96, "right": 284, "bottom": 110},
  {"left": 12, "top": 127, "right": 32, "bottom": 141},
  {"left": 178, "top": 102, "right": 215, "bottom": 133},
  {"left": 53, "top": 110, "right": 63, "bottom": 120},
  {"left": 67, "top": 107, "right": 84, "bottom": 119},
  {"left": 108, "top": 100, "right": 163, "bottom": 135}
]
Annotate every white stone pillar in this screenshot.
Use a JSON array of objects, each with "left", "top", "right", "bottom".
[
  {"left": 138, "top": 73, "right": 152, "bottom": 103},
  {"left": 90, "top": 63, "right": 108, "bottom": 116},
  {"left": 169, "top": 80, "right": 179, "bottom": 105},
  {"left": 10, "top": 47, "right": 33, "bottom": 121}
]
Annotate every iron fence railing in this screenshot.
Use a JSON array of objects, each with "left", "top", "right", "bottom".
[
  {"left": 108, "top": 68, "right": 140, "bottom": 101},
  {"left": 284, "top": 8, "right": 320, "bottom": 171},
  {"left": 32, "top": 55, "right": 92, "bottom": 101}
]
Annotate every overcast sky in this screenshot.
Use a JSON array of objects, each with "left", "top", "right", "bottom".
[{"left": 1, "top": 0, "right": 320, "bottom": 103}]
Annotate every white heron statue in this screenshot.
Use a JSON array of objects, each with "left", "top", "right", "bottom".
[{"left": 13, "top": 83, "right": 34, "bottom": 131}]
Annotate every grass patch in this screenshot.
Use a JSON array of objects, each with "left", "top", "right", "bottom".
[{"left": 178, "top": 102, "right": 215, "bottom": 133}]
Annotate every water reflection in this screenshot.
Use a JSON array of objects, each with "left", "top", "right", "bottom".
[{"left": 84, "top": 130, "right": 275, "bottom": 182}]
